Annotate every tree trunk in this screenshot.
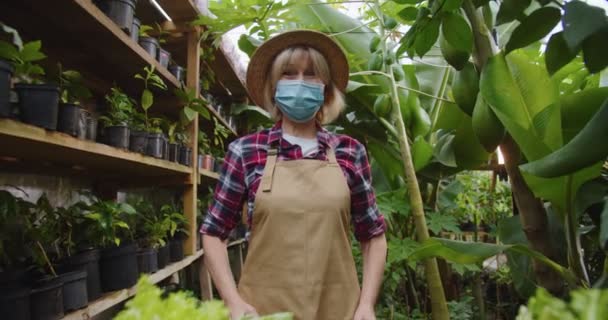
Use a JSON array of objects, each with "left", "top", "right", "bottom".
[{"left": 501, "top": 136, "right": 564, "bottom": 294}]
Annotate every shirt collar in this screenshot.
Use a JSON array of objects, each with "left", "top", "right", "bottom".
[{"left": 268, "top": 121, "right": 332, "bottom": 150}]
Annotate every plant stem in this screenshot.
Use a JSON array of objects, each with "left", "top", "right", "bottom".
[
  {"left": 565, "top": 175, "right": 590, "bottom": 284},
  {"left": 37, "top": 241, "right": 57, "bottom": 277},
  {"left": 429, "top": 67, "right": 451, "bottom": 130},
  {"left": 462, "top": 0, "right": 496, "bottom": 69}
]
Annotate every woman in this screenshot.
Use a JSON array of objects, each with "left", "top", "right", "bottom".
[{"left": 201, "top": 30, "right": 387, "bottom": 320}]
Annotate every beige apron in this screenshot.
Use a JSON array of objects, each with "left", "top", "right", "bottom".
[{"left": 238, "top": 147, "right": 360, "bottom": 320}]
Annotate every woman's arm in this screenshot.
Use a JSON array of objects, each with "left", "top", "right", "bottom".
[
  {"left": 202, "top": 234, "right": 257, "bottom": 318},
  {"left": 355, "top": 233, "right": 387, "bottom": 318}
]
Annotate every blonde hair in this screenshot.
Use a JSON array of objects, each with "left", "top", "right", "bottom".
[{"left": 262, "top": 46, "right": 345, "bottom": 124}]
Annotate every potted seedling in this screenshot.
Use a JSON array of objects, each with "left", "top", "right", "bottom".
[
  {"left": 211, "top": 117, "right": 230, "bottom": 172},
  {"left": 0, "top": 189, "right": 34, "bottom": 320},
  {"left": 0, "top": 38, "right": 60, "bottom": 130},
  {"left": 135, "top": 66, "right": 167, "bottom": 159},
  {"left": 168, "top": 61, "right": 185, "bottom": 84},
  {"left": 56, "top": 64, "right": 93, "bottom": 138},
  {"left": 129, "top": 110, "right": 147, "bottom": 153},
  {"left": 94, "top": 0, "right": 137, "bottom": 32},
  {"left": 164, "top": 120, "right": 181, "bottom": 163},
  {"left": 130, "top": 17, "right": 141, "bottom": 43},
  {"left": 154, "top": 23, "right": 171, "bottom": 68},
  {"left": 138, "top": 24, "right": 159, "bottom": 59},
  {"left": 160, "top": 204, "right": 189, "bottom": 263},
  {"left": 174, "top": 87, "right": 210, "bottom": 166},
  {"left": 85, "top": 199, "right": 139, "bottom": 292},
  {"left": 131, "top": 199, "right": 174, "bottom": 274},
  {"left": 100, "top": 86, "right": 134, "bottom": 149},
  {"left": 0, "top": 22, "right": 21, "bottom": 118}
]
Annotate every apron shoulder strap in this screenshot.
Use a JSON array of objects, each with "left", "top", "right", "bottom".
[
  {"left": 260, "top": 148, "right": 278, "bottom": 192},
  {"left": 326, "top": 148, "right": 338, "bottom": 165}
]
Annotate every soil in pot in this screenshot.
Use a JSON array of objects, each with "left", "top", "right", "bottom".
[
  {"left": 95, "top": 0, "right": 137, "bottom": 32},
  {"left": 99, "top": 243, "right": 138, "bottom": 291},
  {"left": 131, "top": 17, "right": 140, "bottom": 43},
  {"left": 146, "top": 133, "right": 164, "bottom": 158},
  {"left": 169, "top": 238, "right": 184, "bottom": 263},
  {"left": 168, "top": 143, "right": 179, "bottom": 162},
  {"left": 157, "top": 48, "right": 171, "bottom": 68},
  {"left": 58, "top": 271, "right": 87, "bottom": 312},
  {"left": 15, "top": 83, "right": 60, "bottom": 130},
  {"left": 60, "top": 249, "right": 102, "bottom": 301},
  {"left": 178, "top": 146, "right": 192, "bottom": 166},
  {"left": 0, "top": 285, "right": 30, "bottom": 320},
  {"left": 105, "top": 125, "right": 130, "bottom": 149},
  {"left": 57, "top": 103, "right": 82, "bottom": 137},
  {"left": 30, "top": 276, "right": 64, "bottom": 320},
  {"left": 168, "top": 65, "right": 185, "bottom": 83},
  {"left": 136, "top": 248, "right": 158, "bottom": 274},
  {"left": 139, "top": 37, "right": 159, "bottom": 60},
  {"left": 0, "top": 59, "right": 13, "bottom": 118},
  {"left": 157, "top": 244, "right": 170, "bottom": 269},
  {"left": 129, "top": 130, "right": 147, "bottom": 154}
]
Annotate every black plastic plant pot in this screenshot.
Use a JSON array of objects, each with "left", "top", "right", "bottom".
[
  {"left": 0, "top": 268, "right": 31, "bottom": 288},
  {"left": 86, "top": 115, "right": 98, "bottom": 141},
  {"left": 169, "top": 238, "right": 184, "bottom": 262},
  {"left": 30, "top": 276, "right": 64, "bottom": 320},
  {"left": 60, "top": 249, "right": 102, "bottom": 301},
  {"left": 146, "top": 132, "right": 164, "bottom": 158},
  {"left": 129, "top": 130, "right": 148, "bottom": 154},
  {"left": 58, "top": 103, "right": 81, "bottom": 137},
  {"left": 130, "top": 17, "right": 140, "bottom": 43},
  {"left": 106, "top": 125, "right": 130, "bottom": 149},
  {"left": 139, "top": 37, "right": 159, "bottom": 60},
  {"left": 157, "top": 48, "right": 171, "bottom": 68},
  {"left": 0, "top": 286, "right": 30, "bottom": 320},
  {"left": 163, "top": 136, "right": 170, "bottom": 160},
  {"left": 198, "top": 154, "right": 203, "bottom": 169},
  {"left": 157, "top": 244, "right": 170, "bottom": 269},
  {"left": 168, "top": 143, "right": 179, "bottom": 162},
  {"left": 95, "top": 0, "right": 137, "bottom": 32},
  {"left": 58, "top": 271, "right": 88, "bottom": 312},
  {"left": 15, "top": 83, "right": 60, "bottom": 130},
  {"left": 178, "top": 145, "right": 192, "bottom": 166},
  {"left": 0, "top": 59, "right": 14, "bottom": 118},
  {"left": 99, "top": 243, "right": 138, "bottom": 292},
  {"left": 136, "top": 248, "right": 158, "bottom": 274},
  {"left": 168, "top": 65, "right": 185, "bottom": 83}
]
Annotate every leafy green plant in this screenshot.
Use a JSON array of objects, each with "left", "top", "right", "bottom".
[
  {"left": 57, "top": 64, "right": 92, "bottom": 104},
  {"left": 198, "top": 130, "right": 211, "bottom": 155},
  {"left": 174, "top": 87, "right": 211, "bottom": 123},
  {"left": 160, "top": 204, "right": 189, "bottom": 238},
  {"left": 211, "top": 117, "right": 230, "bottom": 158},
  {"left": 0, "top": 38, "right": 46, "bottom": 84},
  {"left": 139, "top": 24, "right": 154, "bottom": 38},
  {"left": 447, "top": 296, "right": 475, "bottom": 320},
  {"left": 52, "top": 201, "right": 90, "bottom": 258},
  {"left": 0, "top": 189, "right": 34, "bottom": 270},
  {"left": 154, "top": 23, "right": 169, "bottom": 44},
  {"left": 100, "top": 87, "right": 135, "bottom": 126},
  {"left": 516, "top": 287, "right": 608, "bottom": 319},
  {"left": 85, "top": 200, "right": 137, "bottom": 247},
  {"left": 134, "top": 65, "right": 167, "bottom": 131}
]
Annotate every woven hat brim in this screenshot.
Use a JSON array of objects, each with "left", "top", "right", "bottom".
[{"left": 246, "top": 30, "right": 349, "bottom": 108}]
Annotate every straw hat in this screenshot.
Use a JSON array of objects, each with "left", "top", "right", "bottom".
[{"left": 246, "top": 29, "right": 349, "bottom": 107}]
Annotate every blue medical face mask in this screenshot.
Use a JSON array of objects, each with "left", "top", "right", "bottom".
[{"left": 274, "top": 79, "right": 325, "bottom": 123}]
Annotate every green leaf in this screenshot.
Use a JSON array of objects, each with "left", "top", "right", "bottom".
[
  {"left": 0, "top": 40, "right": 19, "bottom": 60},
  {"left": 472, "top": 93, "right": 504, "bottom": 152},
  {"left": 521, "top": 98, "right": 608, "bottom": 178},
  {"left": 497, "top": 216, "right": 536, "bottom": 298},
  {"left": 115, "top": 221, "right": 130, "bottom": 229},
  {"left": 545, "top": 32, "right": 579, "bottom": 76},
  {"left": 141, "top": 89, "right": 153, "bottom": 110},
  {"left": 560, "top": 88, "right": 608, "bottom": 143},
  {"left": 562, "top": 1, "right": 608, "bottom": 51},
  {"left": 441, "top": 0, "right": 464, "bottom": 12},
  {"left": 237, "top": 34, "right": 261, "bottom": 57},
  {"left": 505, "top": 7, "right": 561, "bottom": 54},
  {"left": 426, "top": 212, "right": 461, "bottom": 235},
  {"left": 434, "top": 130, "right": 457, "bottom": 167},
  {"left": 346, "top": 80, "right": 377, "bottom": 93},
  {"left": 601, "top": 199, "right": 608, "bottom": 250},
  {"left": 415, "top": 17, "right": 441, "bottom": 57},
  {"left": 20, "top": 41, "right": 46, "bottom": 62},
  {"left": 441, "top": 12, "right": 473, "bottom": 54},
  {"left": 582, "top": 28, "right": 608, "bottom": 74},
  {"left": 412, "top": 136, "right": 433, "bottom": 171},
  {"left": 495, "top": 0, "right": 531, "bottom": 26},
  {"left": 392, "top": 0, "right": 420, "bottom": 4},
  {"left": 398, "top": 7, "right": 418, "bottom": 22},
  {"left": 182, "top": 107, "right": 197, "bottom": 122}
]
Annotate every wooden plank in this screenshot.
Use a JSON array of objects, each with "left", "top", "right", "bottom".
[
  {"left": 62, "top": 249, "right": 205, "bottom": 320},
  {"left": 0, "top": 119, "right": 191, "bottom": 179}
]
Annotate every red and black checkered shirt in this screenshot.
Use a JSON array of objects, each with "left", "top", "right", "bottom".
[{"left": 200, "top": 122, "right": 387, "bottom": 241}]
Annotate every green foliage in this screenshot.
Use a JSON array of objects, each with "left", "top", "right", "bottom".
[
  {"left": 86, "top": 200, "right": 137, "bottom": 248},
  {"left": 139, "top": 24, "right": 154, "bottom": 38},
  {"left": 505, "top": 7, "right": 561, "bottom": 55},
  {"left": 101, "top": 87, "right": 135, "bottom": 126},
  {"left": 447, "top": 296, "right": 475, "bottom": 320},
  {"left": 0, "top": 189, "right": 34, "bottom": 269},
  {"left": 0, "top": 38, "right": 46, "bottom": 84},
  {"left": 135, "top": 65, "right": 167, "bottom": 131},
  {"left": 57, "top": 64, "right": 92, "bottom": 104},
  {"left": 211, "top": 117, "right": 231, "bottom": 158},
  {"left": 160, "top": 204, "right": 189, "bottom": 238},
  {"left": 426, "top": 211, "right": 461, "bottom": 235},
  {"left": 516, "top": 287, "right": 608, "bottom": 319},
  {"left": 174, "top": 87, "right": 211, "bottom": 125}
]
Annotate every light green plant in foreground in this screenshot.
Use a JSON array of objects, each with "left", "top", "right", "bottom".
[{"left": 115, "top": 276, "right": 293, "bottom": 320}]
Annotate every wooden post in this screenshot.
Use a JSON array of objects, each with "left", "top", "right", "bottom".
[{"left": 183, "top": 26, "right": 201, "bottom": 255}]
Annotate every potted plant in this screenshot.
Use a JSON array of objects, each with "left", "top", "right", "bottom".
[
  {"left": 0, "top": 189, "right": 34, "bottom": 320},
  {"left": 130, "top": 17, "right": 140, "bottom": 43},
  {"left": 0, "top": 38, "right": 60, "bottom": 130},
  {"left": 199, "top": 130, "right": 214, "bottom": 171},
  {"left": 168, "top": 61, "right": 185, "bottom": 84},
  {"left": 0, "top": 22, "right": 20, "bottom": 118},
  {"left": 138, "top": 24, "right": 159, "bottom": 59},
  {"left": 131, "top": 199, "right": 176, "bottom": 274},
  {"left": 100, "top": 86, "right": 134, "bottom": 149},
  {"left": 94, "top": 0, "right": 137, "bottom": 33},
  {"left": 211, "top": 117, "right": 230, "bottom": 172},
  {"left": 85, "top": 199, "right": 139, "bottom": 292},
  {"left": 134, "top": 66, "right": 168, "bottom": 159},
  {"left": 56, "top": 64, "right": 93, "bottom": 138},
  {"left": 128, "top": 110, "right": 147, "bottom": 154},
  {"left": 174, "top": 87, "right": 210, "bottom": 166},
  {"left": 165, "top": 120, "right": 181, "bottom": 163},
  {"left": 154, "top": 23, "right": 171, "bottom": 68},
  {"left": 159, "top": 204, "right": 189, "bottom": 263}
]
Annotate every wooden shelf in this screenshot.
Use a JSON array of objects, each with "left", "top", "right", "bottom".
[
  {"left": 0, "top": 119, "right": 191, "bottom": 183},
  {"left": 199, "top": 169, "right": 220, "bottom": 184},
  {"left": 62, "top": 249, "right": 205, "bottom": 320}
]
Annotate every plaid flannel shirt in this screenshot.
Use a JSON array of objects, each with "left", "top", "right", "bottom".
[{"left": 200, "top": 122, "right": 386, "bottom": 241}]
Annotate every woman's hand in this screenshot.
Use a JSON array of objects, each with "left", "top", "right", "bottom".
[
  {"left": 353, "top": 304, "right": 376, "bottom": 320},
  {"left": 227, "top": 298, "right": 258, "bottom": 320}
]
